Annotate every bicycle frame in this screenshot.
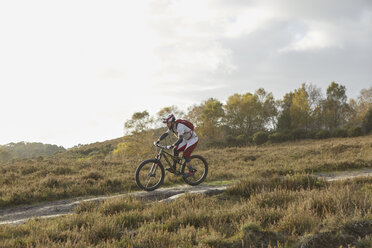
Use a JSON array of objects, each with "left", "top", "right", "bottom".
[{"left": 155, "top": 145, "right": 184, "bottom": 171}]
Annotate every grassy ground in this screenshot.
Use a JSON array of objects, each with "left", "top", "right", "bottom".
[
  {"left": 0, "top": 136, "right": 371, "bottom": 209},
  {"left": 0, "top": 136, "right": 371, "bottom": 247},
  {"left": 0, "top": 176, "right": 371, "bottom": 247}
]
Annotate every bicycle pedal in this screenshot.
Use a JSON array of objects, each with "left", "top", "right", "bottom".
[{"left": 183, "top": 171, "right": 195, "bottom": 178}]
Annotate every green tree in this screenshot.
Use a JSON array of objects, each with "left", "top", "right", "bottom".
[
  {"left": 362, "top": 107, "right": 372, "bottom": 134},
  {"left": 278, "top": 83, "right": 323, "bottom": 132},
  {"left": 305, "top": 83, "right": 324, "bottom": 131},
  {"left": 185, "top": 104, "right": 204, "bottom": 128},
  {"left": 290, "top": 84, "right": 310, "bottom": 130},
  {"left": 255, "top": 88, "right": 278, "bottom": 130},
  {"left": 224, "top": 92, "right": 262, "bottom": 136},
  {"left": 156, "top": 105, "right": 185, "bottom": 125},
  {"left": 198, "top": 98, "right": 225, "bottom": 143},
  {"left": 349, "top": 87, "right": 372, "bottom": 127},
  {"left": 124, "top": 110, "right": 153, "bottom": 135},
  {"left": 323, "top": 82, "right": 350, "bottom": 130},
  {"left": 224, "top": 88, "right": 277, "bottom": 137},
  {"left": 277, "top": 92, "right": 293, "bottom": 131}
]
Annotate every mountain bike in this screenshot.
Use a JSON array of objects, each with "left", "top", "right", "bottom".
[{"left": 135, "top": 143, "right": 208, "bottom": 191}]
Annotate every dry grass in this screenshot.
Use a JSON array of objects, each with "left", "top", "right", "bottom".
[
  {"left": 0, "top": 136, "right": 372, "bottom": 247},
  {"left": 0, "top": 177, "right": 371, "bottom": 247},
  {"left": 0, "top": 136, "right": 371, "bottom": 209}
]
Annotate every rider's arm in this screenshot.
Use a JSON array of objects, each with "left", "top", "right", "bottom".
[
  {"left": 173, "top": 135, "right": 183, "bottom": 147},
  {"left": 157, "top": 131, "right": 169, "bottom": 143},
  {"left": 172, "top": 124, "right": 185, "bottom": 147}
]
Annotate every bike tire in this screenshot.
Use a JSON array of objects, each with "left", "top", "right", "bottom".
[
  {"left": 135, "top": 159, "right": 165, "bottom": 191},
  {"left": 181, "top": 155, "right": 208, "bottom": 186}
]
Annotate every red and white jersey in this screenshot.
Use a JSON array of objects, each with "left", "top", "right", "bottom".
[{"left": 167, "top": 122, "right": 197, "bottom": 140}]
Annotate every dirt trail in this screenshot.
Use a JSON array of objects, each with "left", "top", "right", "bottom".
[
  {"left": 0, "top": 185, "right": 227, "bottom": 225},
  {"left": 1, "top": 169, "right": 372, "bottom": 226},
  {"left": 315, "top": 168, "right": 372, "bottom": 182}
]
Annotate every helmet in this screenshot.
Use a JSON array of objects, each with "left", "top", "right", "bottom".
[{"left": 162, "top": 113, "right": 176, "bottom": 123}]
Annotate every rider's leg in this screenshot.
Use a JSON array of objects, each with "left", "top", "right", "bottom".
[
  {"left": 183, "top": 139, "right": 198, "bottom": 171},
  {"left": 173, "top": 142, "right": 186, "bottom": 167}
]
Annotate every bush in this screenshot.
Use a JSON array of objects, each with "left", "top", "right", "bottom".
[
  {"left": 253, "top": 131, "right": 269, "bottom": 145},
  {"left": 226, "top": 135, "right": 252, "bottom": 146},
  {"left": 268, "top": 132, "right": 288, "bottom": 143},
  {"left": 348, "top": 126, "right": 362, "bottom": 137},
  {"left": 315, "top": 130, "right": 331, "bottom": 139},
  {"left": 362, "top": 108, "right": 372, "bottom": 134},
  {"left": 307, "top": 130, "right": 318, "bottom": 139},
  {"left": 290, "top": 129, "right": 308, "bottom": 140},
  {"left": 332, "top": 128, "right": 348, "bottom": 138}
]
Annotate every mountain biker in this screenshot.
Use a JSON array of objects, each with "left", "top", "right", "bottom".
[{"left": 155, "top": 113, "right": 198, "bottom": 176}]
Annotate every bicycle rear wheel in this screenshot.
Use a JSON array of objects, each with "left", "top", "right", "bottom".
[
  {"left": 181, "top": 155, "right": 208, "bottom": 186},
  {"left": 135, "top": 159, "right": 165, "bottom": 191}
]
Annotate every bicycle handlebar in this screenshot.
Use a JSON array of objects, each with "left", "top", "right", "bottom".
[{"left": 153, "top": 142, "right": 171, "bottom": 149}]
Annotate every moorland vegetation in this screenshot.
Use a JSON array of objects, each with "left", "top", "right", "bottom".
[
  {"left": 0, "top": 82, "right": 371, "bottom": 247},
  {"left": 0, "top": 135, "right": 372, "bottom": 247}
]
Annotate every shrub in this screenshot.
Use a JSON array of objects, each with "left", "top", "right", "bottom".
[
  {"left": 226, "top": 135, "right": 251, "bottom": 146},
  {"left": 83, "top": 171, "right": 104, "bottom": 181},
  {"left": 42, "top": 176, "right": 60, "bottom": 188},
  {"left": 315, "top": 130, "right": 331, "bottom": 139},
  {"left": 362, "top": 108, "right": 372, "bottom": 134},
  {"left": 253, "top": 131, "right": 269, "bottom": 145},
  {"left": 235, "top": 134, "right": 247, "bottom": 145},
  {"left": 226, "top": 135, "right": 235, "bottom": 145},
  {"left": 268, "top": 132, "right": 287, "bottom": 143},
  {"left": 290, "top": 129, "right": 308, "bottom": 140},
  {"left": 348, "top": 126, "right": 362, "bottom": 137},
  {"left": 332, "top": 128, "right": 348, "bottom": 138}
]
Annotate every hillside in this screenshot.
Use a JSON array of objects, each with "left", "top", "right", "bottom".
[
  {"left": 0, "top": 135, "right": 371, "bottom": 208},
  {"left": 0, "top": 135, "right": 371, "bottom": 247},
  {"left": 0, "top": 142, "right": 66, "bottom": 163}
]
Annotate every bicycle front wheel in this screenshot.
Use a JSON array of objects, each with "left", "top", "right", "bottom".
[
  {"left": 181, "top": 155, "right": 208, "bottom": 186},
  {"left": 135, "top": 159, "right": 165, "bottom": 191}
]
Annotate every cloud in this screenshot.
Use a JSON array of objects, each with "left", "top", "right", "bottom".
[
  {"left": 0, "top": 0, "right": 371, "bottom": 147},
  {"left": 148, "top": 0, "right": 372, "bottom": 101}
]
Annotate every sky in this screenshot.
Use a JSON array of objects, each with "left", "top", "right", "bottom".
[{"left": 0, "top": 0, "right": 371, "bottom": 148}]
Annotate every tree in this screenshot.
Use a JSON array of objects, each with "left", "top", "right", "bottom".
[
  {"left": 290, "top": 84, "right": 310, "bottom": 130},
  {"left": 323, "top": 82, "right": 350, "bottom": 130},
  {"left": 277, "top": 92, "right": 293, "bottom": 131},
  {"left": 124, "top": 110, "right": 153, "bottom": 135},
  {"left": 222, "top": 89, "right": 277, "bottom": 143},
  {"left": 304, "top": 83, "right": 323, "bottom": 130},
  {"left": 156, "top": 105, "right": 185, "bottom": 125},
  {"left": 186, "top": 104, "right": 204, "bottom": 128},
  {"left": 198, "top": 98, "right": 225, "bottom": 142},
  {"left": 277, "top": 83, "right": 323, "bottom": 132},
  {"left": 349, "top": 87, "right": 372, "bottom": 127},
  {"left": 255, "top": 88, "right": 278, "bottom": 130},
  {"left": 0, "top": 148, "right": 12, "bottom": 163},
  {"left": 224, "top": 92, "right": 266, "bottom": 136},
  {"left": 362, "top": 107, "right": 372, "bottom": 134},
  {"left": 0, "top": 142, "right": 65, "bottom": 159}
]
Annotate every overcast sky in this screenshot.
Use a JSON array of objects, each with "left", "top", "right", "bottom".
[{"left": 0, "top": 0, "right": 371, "bottom": 148}]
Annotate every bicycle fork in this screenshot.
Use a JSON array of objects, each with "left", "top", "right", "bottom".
[{"left": 148, "top": 155, "right": 161, "bottom": 177}]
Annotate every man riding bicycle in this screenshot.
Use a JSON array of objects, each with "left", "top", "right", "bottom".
[{"left": 155, "top": 113, "right": 198, "bottom": 175}]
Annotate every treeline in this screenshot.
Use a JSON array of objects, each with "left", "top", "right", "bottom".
[
  {"left": 118, "top": 82, "right": 372, "bottom": 154},
  {"left": 0, "top": 142, "right": 66, "bottom": 163}
]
